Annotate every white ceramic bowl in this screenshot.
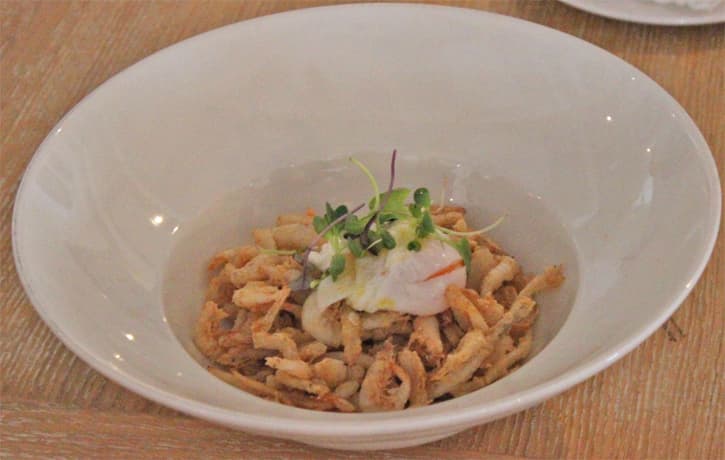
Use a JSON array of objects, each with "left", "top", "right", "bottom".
[{"left": 12, "top": 4, "right": 720, "bottom": 450}]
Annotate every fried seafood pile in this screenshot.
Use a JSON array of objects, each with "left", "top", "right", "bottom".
[{"left": 194, "top": 206, "right": 564, "bottom": 412}]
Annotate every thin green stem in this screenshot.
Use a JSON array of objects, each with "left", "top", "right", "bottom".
[
  {"left": 436, "top": 215, "right": 506, "bottom": 237},
  {"left": 349, "top": 157, "right": 380, "bottom": 212}
]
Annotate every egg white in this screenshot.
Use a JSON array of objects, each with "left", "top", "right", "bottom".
[{"left": 306, "top": 221, "right": 465, "bottom": 316}]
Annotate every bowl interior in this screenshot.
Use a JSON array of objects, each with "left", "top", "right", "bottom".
[
  {"left": 162, "top": 153, "right": 580, "bottom": 368},
  {"left": 12, "top": 4, "right": 719, "bottom": 444}
]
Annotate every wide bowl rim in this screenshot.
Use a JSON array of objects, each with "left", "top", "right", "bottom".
[
  {"left": 558, "top": 0, "right": 725, "bottom": 26},
  {"left": 11, "top": 3, "right": 721, "bottom": 438}
]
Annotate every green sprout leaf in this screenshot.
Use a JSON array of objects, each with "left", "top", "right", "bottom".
[
  {"left": 344, "top": 215, "right": 365, "bottom": 235},
  {"left": 369, "top": 187, "right": 411, "bottom": 214},
  {"left": 378, "top": 212, "right": 397, "bottom": 224},
  {"left": 417, "top": 212, "right": 434, "bottom": 238},
  {"left": 381, "top": 229, "right": 396, "bottom": 249},
  {"left": 409, "top": 203, "right": 422, "bottom": 218},
  {"left": 325, "top": 202, "right": 335, "bottom": 220},
  {"left": 313, "top": 216, "right": 327, "bottom": 233},
  {"left": 348, "top": 239, "right": 364, "bottom": 257},
  {"left": 334, "top": 205, "right": 348, "bottom": 220},
  {"left": 329, "top": 254, "right": 346, "bottom": 281},
  {"left": 407, "top": 240, "right": 422, "bottom": 251},
  {"left": 454, "top": 238, "right": 472, "bottom": 275},
  {"left": 414, "top": 188, "right": 431, "bottom": 208}
]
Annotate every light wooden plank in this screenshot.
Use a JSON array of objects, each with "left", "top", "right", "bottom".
[{"left": 1, "top": 1, "right": 722, "bottom": 458}]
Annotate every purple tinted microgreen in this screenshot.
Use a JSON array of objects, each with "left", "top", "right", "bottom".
[{"left": 378, "top": 149, "right": 397, "bottom": 214}]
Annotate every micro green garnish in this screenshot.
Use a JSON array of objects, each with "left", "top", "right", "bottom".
[
  {"left": 407, "top": 240, "right": 422, "bottom": 251},
  {"left": 348, "top": 238, "right": 364, "bottom": 257},
  {"left": 259, "top": 248, "right": 298, "bottom": 256},
  {"left": 370, "top": 187, "right": 411, "bottom": 220},
  {"left": 344, "top": 215, "right": 365, "bottom": 235},
  {"left": 377, "top": 149, "right": 398, "bottom": 215},
  {"left": 355, "top": 150, "right": 402, "bottom": 252},
  {"left": 414, "top": 187, "right": 430, "bottom": 207},
  {"left": 350, "top": 157, "right": 381, "bottom": 213},
  {"left": 418, "top": 212, "right": 434, "bottom": 239},
  {"left": 294, "top": 150, "right": 505, "bottom": 290},
  {"left": 436, "top": 214, "right": 506, "bottom": 237},
  {"left": 328, "top": 253, "right": 346, "bottom": 281},
  {"left": 360, "top": 211, "right": 378, "bottom": 250},
  {"left": 366, "top": 238, "right": 383, "bottom": 251},
  {"left": 380, "top": 229, "right": 396, "bottom": 249},
  {"left": 451, "top": 237, "right": 472, "bottom": 275},
  {"left": 409, "top": 187, "right": 435, "bottom": 242},
  {"left": 300, "top": 202, "right": 365, "bottom": 287}
]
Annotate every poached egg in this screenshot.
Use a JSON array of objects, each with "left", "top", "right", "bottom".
[{"left": 304, "top": 221, "right": 465, "bottom": 316}]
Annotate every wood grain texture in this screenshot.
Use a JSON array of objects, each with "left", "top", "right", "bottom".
[{"left": 1, "top": 1, "right": 723, "bottom": 458}]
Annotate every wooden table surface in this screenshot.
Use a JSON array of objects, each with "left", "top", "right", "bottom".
[{"left": 1, "top": 0, "right": 723, "bottom": 458}]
